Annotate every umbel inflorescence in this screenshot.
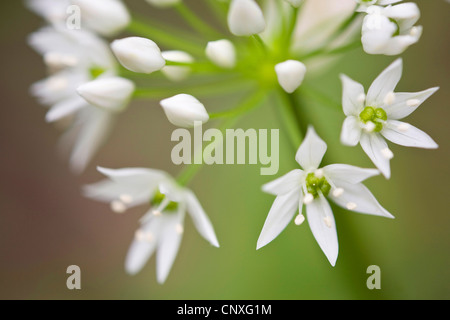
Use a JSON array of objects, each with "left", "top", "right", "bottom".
[{"left": 27, "top": 0, "right": 439, "bottom": 283}]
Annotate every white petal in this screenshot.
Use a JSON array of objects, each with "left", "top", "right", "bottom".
[
  {"left": 340, "top": 74, "right": 365, "bottom": 116},
  {"left": 360, "top": 133, "right": 391, "bottom": 179},
  {"left": 68, "top": 106, "right": 114, "bottom": 174},
  {"left": 323, "top": 164, "right": 379, "bottom": 184},
  {"left": 83, "top": 167, "right": 169, "bottom": 204},
  {"left": 262, "top": 169, "right": 303, "bottom": 196},
  {"left": 71, "top": 0, "right": 130, "bottom": 37},
  {"left": 228, "top": 0, "right": 266, "bottom": 36},
  {"left": 257, "top": 188, "right": 301, "bottom": 250},
  {"left": 125, "top": 214, "right": 163, "bottom": 275},
  {"left": 295, "top": 126, "right": 327, "bottom": 171},
  {"left": 341, "top": 116, "right": 362, "bottom": 146},
  {"left": 185, "top": 191, "right": 220, "bottom": 248},
  {"left": 330, "top": 181, "right": 394, "bottom": 218},
  {"left": 384, "top": 87, "right": 439, "bottom": 120},
  {"left": 366, "top": 59, "right": 403, "bottom": 107},
  {"left": 45, "top": 96, "right": 86, "bottom": 122},
  {"left": 306, "top": 197, "right": 338, "bottom": 266},
  {"left": 156, "top": 211, "right": 185, "bottom": 284},
  {"left": 382, "top": 120, "right": 438, "bottom": 149},
  {"left": 77, "top": 77, "right": 135, "bottom": 112}
]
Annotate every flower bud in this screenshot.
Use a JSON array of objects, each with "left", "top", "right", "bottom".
[
  {"left": 77, "top": 77, "right": 135, "bottom": 112},
  {"left": 111, "top": 37, "right": 166, "bottom": 74},
  {"left": 205, "top": 39, "right": 237, "bottom": 69},
  {"left": 160, "top": 94, "right": 209, "bottom": 128},
  {"left": 275, "top": 60, "right": 307, "bottom": 93},
  {"left": 228, "top": 0, "right": 266, "bottom": 36},
  {"left": 71, "top": 0, "right": 130, "bottom": 36},
  {"left": 161, "top": 50, "right": 194, "bottom": 82}
]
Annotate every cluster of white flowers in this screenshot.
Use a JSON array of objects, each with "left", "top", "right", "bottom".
[{"left": 27, "top": 0, "right": 439, "bottom": 283}]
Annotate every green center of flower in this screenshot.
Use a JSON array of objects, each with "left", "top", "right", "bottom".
[
  {"left": 151, "top": 190, "right": 179, "bottom": 212},
  {"left": 359, "top": 106, "right": 387, "bottom": 132},
  {"left": 305, "top": 172, "right": 331, "bottom": 198},
  {"left": 89, "top": 66, "right": 106, "bottom": 79}
]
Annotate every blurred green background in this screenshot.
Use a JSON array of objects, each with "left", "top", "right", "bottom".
[{"left": 0, "top": 0, "right": 448, "bottom": 300}]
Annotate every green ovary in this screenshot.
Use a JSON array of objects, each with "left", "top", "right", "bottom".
[
  {"left": 359, "top": 106, "right": 387, "bottom": 132},
  {"left": 306, "top": 172, "right": 331, "bottom": 198},
  {"left": 151, "top": 190, "right": 179, "bottom": 212}
]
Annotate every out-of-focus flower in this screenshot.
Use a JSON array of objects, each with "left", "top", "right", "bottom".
[
  {"left": 84, "top": 167, "right": 219, "bottom": 283},
  {"left": 361, "top": 3, "right": 422, "bottom": 55}
]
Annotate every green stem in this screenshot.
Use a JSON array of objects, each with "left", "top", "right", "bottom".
[
  {"left": 273, "top": 90, "right": 304, "bottom": 149},
  {"left": 133, "top": 77, "right": 253, "bottom": 100},
  {"left": 127, "top": 17, "right": 204, "bottom": 56},
  {"left": 177, "top": 91, "right": 268, "bottom": 186},
  {"left": 252, "top": 34, "right": 269, "bottom": 55},
  {"left": 175, "top": 2, "right": 222, "bottom": 39}
]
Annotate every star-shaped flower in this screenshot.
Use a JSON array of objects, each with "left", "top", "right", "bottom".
[
  {"left": 257, "top": 127, "right": 393, "bottom": 266},
  {"left": 340, "top": 58, "right": 439, "bottom": 178},
  {"left": 84, "top": 167, "right": 219, "bottom": 284}
]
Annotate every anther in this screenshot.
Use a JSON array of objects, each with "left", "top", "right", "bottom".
[
  {"left": 119, "top": 194, "right": 133, "bottom": 204},
  {"left": 333, "top": 188, "right": 344, "bottom": 198},
  {"left": 364, "top": 121, "right": 376, "bottom": 132},
  {"left": 346, "top": 202, "right": 358, "bottom": 210},
  {"left": 407, "top": 99, "right": 420, "bottom": 107},
  {"left": 381, "top": 147, "right": 394, "bottom": 160},
  {"left": 294, "top": 214, "right": 305, "bottom": 226},
  {"left": 110, "top": 200, "right": 127, "bottom": 214},
  {"left": 303, "top": 193, "right": 314, "bottom": 205},
  {"left": 323, "top": 216, "right": 332, "bottom": 228},
  {"left": 383, "top": 92, "right": 396, "bottom": 106},
  {"left": 314, "top": 169, "right": 324, "bottom": 179}
]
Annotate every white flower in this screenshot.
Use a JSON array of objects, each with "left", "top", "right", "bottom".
[
  {"left": 161, "top": 50, "right": 194, "bottom": 82},
  {"left": 361, "top": 3, "right": 422, "bottom": 55},
  {"left": 83, "top": 167, "right": 219, "bottom": 283},
  {"left": 205, "top": 39, "right": 237, "bottom": 69},
  {"left": 145, "top": 0, "right": 181, "bottom": 8},
  {"left": 77, "top": 77, "right": 135, "bottom": 112},
  {"left": 160, "top": 94, "right": 210, "bottom": 128},
  {"left": 26, "top": 0, "right": 130, "bottom": 37},
  {"left": 28, "top": 26, "right": 119, "bottom": 173},
  {"left": 228, "top": 0, "right": 266, "bottom": 36},
  {"left": 111, "top": 37, "right": 166, "bottom": 74},
  {"left": 70, "top": 0, "right": 130, "bottom": 36},
  {"left": 355, "top": 0, "right": 403, "bottom": 12},
  {"left": 257, "top": 127, "right": 393, "bottom": 266},
  {"left": 340, "top": 58, "right": 438, "bottom": 178},
  {"left": 275, "top": 60, "right": 307, "bottom": 93}
]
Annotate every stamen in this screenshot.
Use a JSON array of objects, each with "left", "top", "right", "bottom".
[
  {"left": 381, "top": 147, "right": 394, "bottom": 160},
  {"left": 357, "top": 93, "right": 366, "bottom": 104},
  {"left": 407, "top": 99, "right": 420, "bottom": 107},
  {"left": 332, "top": 188, "right": 344, "bottom": 198},
  {"left": 346, "top": 202, "right": 358, "bottom": 210},
  {"left": 383, "top": 92, "right": 396, "bottom": 106},
  {"left": 323, "top": 216, "right": 332, "bottom": 228},
  {"left": 119, "top": 194, "right": 133, "bottom": 204},
  {"left": 175, "top": 224, "right": 184, "bottom": 235},
  {"left": 294, "top": 214, "right": 305, "bottom": 226},
  {"left": 314, "top": 169, "right": 324, "bottom": 179},
  {"left": 110, "top": 200, "right": 127, "bottom": 214},
  {"left": 152, "top": 210, "right": 162, "bottom": 216},
  {"left": 397, "top": 123, "right": 410, "bottom": 132},
  {"left": 410, "top": 26, "right": 419, "bottom": 37},
  {"left": 303, "top": 193, "right": 314, "bottom": 205},
  {"left": 364, "top": 121, "right": 376, "bottom": 132}
]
